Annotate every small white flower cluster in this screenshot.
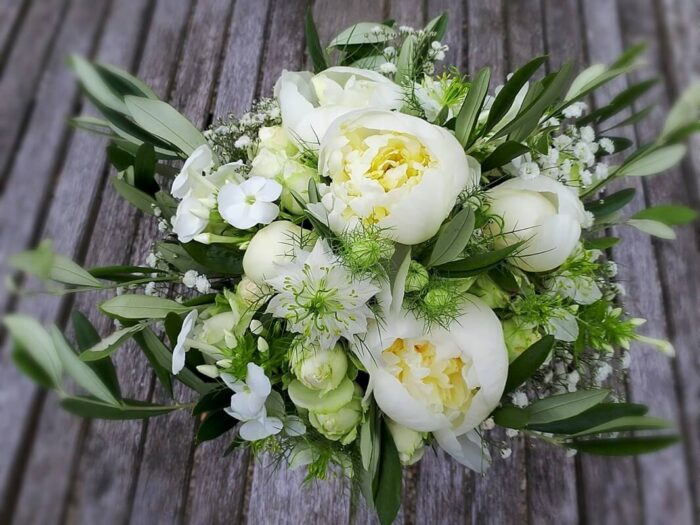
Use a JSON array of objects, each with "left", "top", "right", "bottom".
[
  {"left": 513, "top": 111, "right": 614, "bottom": 194},
  {"left": 204, "top": 98, "right": 281, "bottom": 163},
  {"left": 182, "top": 269, "right": 211, "bottom": 294}
]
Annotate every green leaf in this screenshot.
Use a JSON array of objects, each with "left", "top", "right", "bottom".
[
  {"left": 565, "top": 63, "right": 607, "bottom": 101},
  {"left": 526, "top": 402, "right": 648, "bottom": 434},
  {"left": 505, "top": 61, "right": 574, "bottom": 142},
  {"left": 51, "top": 328, "right": 119, "bottom": 405},
  {"left": 133, "top": 142, "right": 158, "bottom": 194},
  {"left": 11, "top": 343, "right": 56, "bottom": 389},
  {"left": 485, "top": 56, "right": 546, "bottom": 134},
  {"left": 585, "top": 188, "right": 636, "bottom": 219},
  {"left": 112, "top": 176, "right": 158, "bottom": 215},
  {"left": 662, "top": 81, "right": 700, "bottom": 138},
  {"left": 69, "top": 55, "right": 128, "bottom": 113},
  {"left": 95, "top": 62, "right": 158, "bottom": 100},
  {"left": 455, "top": 67, "right": 490, "bottom": 146},
  {"left": 100, "top": 294, "right": 191, "bottom": 319},
  {"left": 424, "top": 12, "right": 448, "bottom": 40},
  {"left": 435, "top": 241, "right": 525, "bottom": 277},
  {"left": 583, "top": 236, "right": 620, "bottom": 250},
  {"left": 196, "top": 411, "right": 236, "bottom": 444},
  {"left": 567, "top": 435, "right": 680, "bottom": 456},
  {"left": 61, "top": 396, "right": 181, "bottom": 419},
  {"left": 107, "top": 143, "right": 135, "bottom": 170},
  {"left": 72, "top": 311, "right": 122, "bottom": 399},
  {"left": 525, "top": 389, "right": 610, "bottom": 425},
  {"left": 7, "top": 240, "right": 54, "bottom": 280},
  {"left": 374, "top": 420, "right": 402, "bottom": 525},
  {"left": 504, "top": 335, "right": 554, "bottom": 393},
  {"left": 182, "top": 242, "right": 244, "bottom": 275},
  {"left": 570, "top": 415, "right": 673, "bottom": 437},
  {"left": 304, "top": 8, "right": 327, "bottom": 72},
  {"left": 80, "top": 323, "right": 147, "bottom": 361},
  {"left": 492, "top": 406, "right": 530, "bottom": 429},
  {"left": 632, "top": 205, "right": 697, "bottom": 226},
  {"left": 627, "top": 219, "right": 676, "bottom": 240},
  {"left": 193, "top": 387, "right": 231, "bottom": 416},
  {"left": 4, "top": 315, "right": 62, "bottom": 387},
  {"left": 617, "top": 144, "right": 686, "bottom": 177},
  {"left": 51, "top": 254, "right": 103, "bottom": 288},
  {"left": 395, "top": 34, "right": 417, "bottom": 85},
  {"left": 124, "top": 96, "right": 207, "bottom": 156},
  {"left": 155, "top": 241, "right": 211, "bottom": 274},
  {"left": 329, "top": 23, "right": 395, "bottom": 48},
  {"left": 88, "top": 264, "right": 167, "bottom": 281},
  {"left": 480, "top": 141, "right": 530, "bottom": 172},
  {"left": 133, "top": 328, "right": 174, "bottom": 397},
  {"left": 427, "top": 206, "right": 475, "bottom": 266},
  {"left": 578, "top": 78, "right": 658, "bottom": 126}
]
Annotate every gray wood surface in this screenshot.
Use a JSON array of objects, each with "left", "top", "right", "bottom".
[{"left": 0, "top": 1, "right": 697, "bottom": 524}]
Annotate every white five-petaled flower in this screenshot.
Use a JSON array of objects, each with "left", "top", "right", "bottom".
[
  {"left": 223, "top": 363, "right": 283, "bottom": 441},
  {"left": 218, "top": 176, "right": 282, "bottom": 230},
  {"left": 172, "top": 309, "right": 198, "bottom": 375},
  {"left": 265, "top": 239, "right": 380, "bottom": 350}
]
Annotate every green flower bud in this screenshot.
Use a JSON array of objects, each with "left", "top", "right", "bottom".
[
  {"left": 346, "top": 236, "right": 394, "bottom": 270},
  {"left": 308, "top": 386, "right": 363, "bottom": 445},
  {"left": 280, "top": 160, "right": 319, "bottom": 214},
  {"left": 386, "top": 419, "right": 425, "bottom": 465},
  {"left": 502, "top": 318, "right": 542, "bottom": 362},
  {"left": 291, "top": 343, "right": 348, "bottom": 394},
  {"left": 471, "top": 275, "right": 509, "bottom": 309},
  {"left": 405, "top": 260, "right": 430, "bottom": 293},
  {"left": 423, "top": 287, "right": 452, "bottom": 315}
]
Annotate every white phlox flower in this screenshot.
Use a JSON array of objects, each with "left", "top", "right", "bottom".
[
  {"left": 218, "top": 176, "right": 282, "bottom": 229},
  {"left": 172, "top": 309, "right": 198, "bottom": 375}
]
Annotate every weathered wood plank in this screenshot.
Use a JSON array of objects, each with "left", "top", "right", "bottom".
[
  {"left": 184, "top": 2, "right": 272, "bottom": 523},
  {"left": 58, "top": 2, "right": 193, "bottom": 524},
  {"left": 616, "top": 1, "right": 698, "bottom": 523},
  {"left": 576, "top": 2, "right": 645, "bottom": 522},
  {"left": 0, "top": 0, "right": 29, "bottom": 74},
  {"left": 126, "top": 2, "right": 237, "bottom": 523},
  {"left": 7, "top": 2, "right": 152, "bottom": 523},
  {"left": 0, "top": 0, "right": 68, "bottom": 186}
]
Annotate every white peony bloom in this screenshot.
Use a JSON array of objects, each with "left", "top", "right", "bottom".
[
  {"left": 274, "top": 67, "right": 404, "bottom": 148},
  {"left": 217, "top": 176, "right": 282, "bottom": 230},
  {"left": 266, "top": 239, "right": 380, "bottom": 350},
  {"left": 223, "top": 363, "right": 283, "bottom": 441},
  {"left": 172, "top": 309, "right": 198, "bottom": 374},
  {"left": 486, "top": 176, "right": 587, "bottom": 272},
  {"left": 355, "top": 295, "right": 508, "bottom": 471},
  {"left": 318, "top": 109, "right": 479, "bottom": 245},
  {"left": 242, "top": 221, "right": 308, "bottom": 284}
]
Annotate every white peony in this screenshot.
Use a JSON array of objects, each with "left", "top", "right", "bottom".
[
  {"left": 354, "top": 261, "right": 508, "bottom": 471},
  {"left": 274, "top": 67, "right": 404, "bottom": 148},
  {"left": 242, "top": 221, "right": 309, "bottom": 284},
  {"left": 486, "top": 176, "right": 587, "bottom": 272},
  {"left": 318, "top": 109, "right": 479, "bottom": 245}
]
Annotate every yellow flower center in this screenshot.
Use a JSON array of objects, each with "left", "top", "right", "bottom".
[{"left": 382, "top": 338, "right": 475, "bottom": 419}]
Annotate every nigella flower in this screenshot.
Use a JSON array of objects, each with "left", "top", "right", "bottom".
[{"left": 265, "top": 239, "right": 380, "bottom": 350}]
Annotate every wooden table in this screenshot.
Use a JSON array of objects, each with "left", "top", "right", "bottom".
[{"left": 0, "top": 0, "right": 698, "bottom": 523}]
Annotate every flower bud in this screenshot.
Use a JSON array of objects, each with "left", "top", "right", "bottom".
[
  {"left": 405, "top": 261, "right": 429, "bottom": 293},
  {"left": 308, "top": 386, "right": 363, "bottom": 445},
  {"left": 199, "top": 311, "right": 239, "bottom": 349},
  {"left": 291, "top": 343, "right": 348, "bottom": 394},
  {"left": 280, "top": 161, "right": 318, "bottom": 214},
  {"left": 243, "top": 221, "right": 309, "bottom": 284},
  {"left": 386, "top": 419, "right": 425, "bottom": 465},
  {"left": 237, "top": 276, "right": 270, "bottom": 304},
  {"left": 502, "top": 318, "right": 542, "bottom": 362},
  {"left": 423, "top": 287, "right": 452, "bottom": 315},
  {"left": 471, "top": 275, "right": 509, "bottom": 309}
]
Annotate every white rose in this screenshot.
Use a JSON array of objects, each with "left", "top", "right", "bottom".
[
  {"left": 242, "top": 221, "right": 309, "bottom": 284},
  {"left": 355, "top": 295, "right": 508, "bottom": 470},
  {"left": 274, "top": 67, "right": 404, "bottom": 149},
  {"left": 318, "top": 109, "right": 479, "bottom": 245},
  {"left": 486, "top": 176, "right": 587, "bottom": 272}
]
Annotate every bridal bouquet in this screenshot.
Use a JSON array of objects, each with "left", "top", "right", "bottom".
[{"left": 5, "top": 12, "right": 698, "bottom": 523}]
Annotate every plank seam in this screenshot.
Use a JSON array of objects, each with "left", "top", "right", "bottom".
[{"left": 0, "top": 0, "right": 32, "bottom": 79}]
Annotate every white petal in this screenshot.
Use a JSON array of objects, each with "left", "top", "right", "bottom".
[
  {"left": 284, "top": 416, "right": 307, "bottom": 436},
  {"left": 246, "top": 363, "right": 271, "bottom": 397},
  {"left": 220, "top": 202, "right": 257, "bottom": 229},
  {"left": 250, "top": 201, "right": 280, "bottom": 225},
  {"left": 255, "top": 177, "right": 283, "bottom": 202},
  {"left": 172, "top": 310, "right": 197, "bottom": 375},
  {"left": 239, "top": 417, "right": 284, "bottom": 441},
  {"left": 217, "top": 182, "right": 245, "bottom": 206},
  {"left": 434, "top": 429, "right": 491, "bottom": 473},
  {"left": 228, "top": 391, "right": 266, "bottom": 420}
]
